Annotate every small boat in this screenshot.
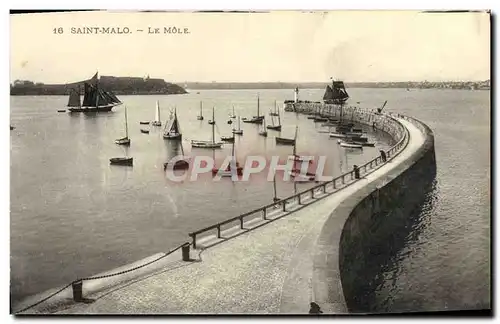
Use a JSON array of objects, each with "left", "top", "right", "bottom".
[
  {"left": 212, "top": 140, "right": 243, "bottom": 177},
  {"left": 163, "top": 107, "right": 182, "bottom": 140},
  {"left": 139, "top": 121, "right": 150, "bottom": 125},
  {"left": 329, "top": 132, "right": 349, "bottom": 139},
  {"left": 232, "top": 116, "right": 243, "bottom": 135},
  {"left": 313, "top": 117, "right": 328, "bottom": 122},
  {"left": 151, "top": 101, "right": 162, "bottom": 126},
  {"left": 191, "top": 107, "right": 224, "bottom": 149},
  {"left": 57, "top": 109, "right": 66, "bottom": 113},
  {"left": 221, "top": 135, "right": 235, "bottom": 142},
  {"left": 307, "top": 116, "right": 317, "bottom": 120},
  {"left": 339, "top": 141, "right": 363, "bottom": 149},
  {"left": 140, "top": 129, "right": 149, "bottom": 134},
  {"left": 286, "top": 127, "right": 312, "bottom": 163},
  {"left": 355, "top": 141, "right": 375, "bottom": 147},
  {"left": 10, "top": 125, "right": 14, "bottom": 130},
  {"left": 276, "top": 137, "right": 295, "bottom": 146},
  {"left": 164, "top": 159, "right": 190, "bottom": 170},
  {"left": 197, "top": 101, "right": 204, "bottom": 120},
  {"left": 243, "top": 94, "right": 264, "bottom": 124},
  {"left": 259, "top": 118, "right": 268, "bottom": 137},
  {"left": 269, "top": 100, "right": 279, "bottom": 117},
  {"left": 110, "top": 157, "right": 133, "bottom": 166},
  {"left": 276, "top": 126, "right": 297, "bottom": 146},
  {"left": 208, "top": 120, "right": 215, "bottom": 125},
  {"left": 267, "top": 105, "right": 282, "bottom": 131},
  {"left": 115, "top": 106, "right": 131, "bottom": 146}
]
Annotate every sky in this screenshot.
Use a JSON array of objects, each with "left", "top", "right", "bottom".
[{"left": 9, "top": 10, "right": 491, "bottom": 84}]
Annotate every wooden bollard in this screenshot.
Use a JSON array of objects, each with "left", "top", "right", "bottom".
[
  {"left": 182, "top": 243, "right": 190, "bottom": 261},
  {"left": 72, "top": 280, "right": 83, "bottom": 302}
]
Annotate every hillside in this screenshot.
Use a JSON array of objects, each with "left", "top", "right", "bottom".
[{"left": 10, "top": 76, "right": 188, "bottom": 96}]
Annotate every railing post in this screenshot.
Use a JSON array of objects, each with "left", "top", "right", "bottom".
[
  {"left": 72, "top": 280, "right": 83, "bottom": 302},
  {"left": 282, "top": 199, "right": 286, "bottom": 211},
  {"left": 310, "top": 188, "right": 314, "bottom": 199},
  {"left": 263, "top": 208, "right": 267, "bottom": 220},
  {"left": 353, "top": 165, "right": 360, "bottom": 179},
  {"left": 217, "top": 226, "right": 221, "bottom": 238},
  {"left": 298, "top": 193, "right": 302, "bottom": 205},
  {"left": 182, "top": 243, "right": 190, "bottom": 261},
  {"left": 192, "top": 235, "right": 197, "bottom": 250},
  {"left": 323, "top": 184, "right": 326, "bottom": 193},
  {"left": 240, "top": 217, "right": 244, "bottom": 229},
  {"left": 342, "top": 175, "right": 345, "bottom": 184},
  {"left": 333, "top": 179, "right": 336, "bottom": 189}
]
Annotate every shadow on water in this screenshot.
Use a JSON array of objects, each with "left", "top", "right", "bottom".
[{"left": 344, "top": 173, "right": 439, "bottom": 313}]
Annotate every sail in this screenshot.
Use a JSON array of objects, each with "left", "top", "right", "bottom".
[
  {"left": 323, "top": 85, "right": 334, "bottom": 100},
  {"left": 155, "top": 101, "right": 161, "bottom": 122},
  {"left": 82, "top": 83, "right": 97, "bottom": 107},
  {"left": 67, "top": 89, "right": 81, "bottom": 107},
  {"left": 88, "top": 72, "right": 98, "bottom": 85},
  {"left": 332, "top": 81, "right": 349, "bottom": 99},
  {"left": 168, "top": 113, "right": 180, "bottom": 134},
  {"left": 108, "top": 91, "right": 121, "bottom": 103}
]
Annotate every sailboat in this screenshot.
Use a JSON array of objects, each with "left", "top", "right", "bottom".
[
  {"left": 288, "top": 127, "right": 312, "bottom": 163},
  {"left": 67, "top": 73, "right": 122, "bottom": 112},
  {"left": 242, "top": 94, "right": 264, "bottom": 124},
  {"left": 229, "top": 105, "right": 236, "bottom": 119},
  {"left": 212, "top": 138, "right": 243, "bottom": 177},
  {"left": 267, "top": 105, "right": 282, "bottom": 131},
  {"left": 163, "top": 107, "right": 182, "bottom": 140},
  {"left": 259, "top": 118, "right": 268, "bottom": 137},
  {"left": 232, "top": 116, "right": 243, "bottom": 135},
  {"left": 275, "top": 128, "right": 296, "bottom": 146},
  {"left": 323, "top": 77, "right": 349, "bottom": 105},
  {"left": 151, "top": 101, "right": 162, "bottom": 126},
  {"left": 164, "top": 140, "right": 190, "bottom": 170},
  {"left": 197, "top": 101, "right": 204, "bottom": 120},
  {"left": 115, "top": 106, "right": 131, "bottom": 146},
  {"left": 191, "top": 107, "right": 224, "bottom": 149},
  {"left": 270, "top": 100, "right": 279, "bottom": 117}
]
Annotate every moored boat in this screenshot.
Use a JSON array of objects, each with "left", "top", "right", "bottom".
[
  {"left": 163, "top": 107, "right": 182, "bottom": 140},
  {"left": 339, "top": 141, "right": 363, "bottom": 149},
  {"left": 140, "top": 129, "right": 149, "bottom": 134},
  {"left": 221, "top": 135, "right": 235, "bottom": 142},
  {"left": 57, "top": 109, "right": 66, "bottom": 113},
  {"left": 197, "top": 101, "right": 204, "bottom": 120},
  {"left": 267, "top": 105, "right": 282, "bottom": 131},
  {"left": 115, "top": 106, "right": 131, "bottom": 146},
  {"left": 275, "top": 136, "right": 295, "bottom": 146},
  {"left": 191, "top": 107, "right": 224, "bottom": 149},
  {"left": 232, "top": 116, "right": 243, "bottom": 135},
  {"left": 110, "top": 157, "right": 133, "bottom": 166},
  {"left": 151, "top": 101, "right": 162, "bottom": 126},
  {"left": 259, "top": 118, "right": 268, "bottom": 137},
  {"left": 243, "top": 94, "right": 264, "bottom": 124},
  {"left": 139, "top": 121, "right": 150, "bottom": 125}
]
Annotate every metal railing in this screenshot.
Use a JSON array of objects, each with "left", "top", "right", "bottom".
[{"left": 188, "top": 112, "right": 410, "bottom": 249}]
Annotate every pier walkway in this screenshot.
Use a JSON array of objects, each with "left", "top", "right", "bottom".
[{"left": 35, "top": 118, "right": 425, "bottom": 314}]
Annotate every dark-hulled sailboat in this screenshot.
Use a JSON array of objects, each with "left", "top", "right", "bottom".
[
  {"left": 67, "top": 72, "right": 122, "bottom": 112},
  {"left": 323, "top": 78, "right": 349, "bottom": 105}
]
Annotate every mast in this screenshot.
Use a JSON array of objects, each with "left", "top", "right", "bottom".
[
  {"left": 95, "top": 71, "right": 99, "bottom": 108},
  {"left": 125, "top": 106, "right": 129, "bottom": 138},
  {"left": 232, "top": 105, "right": 235, "bottom": 116},
  {"left": 274, "top": 100, "right": 277, "bottom": 114},
  {"left": 257, "top": 94, "right": 260, "bottom": 117},
  {"left": 238, "top": 116, "right": 241, "bottom": 131},
  {"left": 78, "top": 85, "right": 81, "bottom": 108},
  {"left": 212, "top": 107, "right": 215, "bottom": 144},
  {"left": 200, "top": 101, "right": 203, "bottom": 117},
  {"left": 273, "top": 173, "right": 278, "bottom": 201},
  {"left": 278, "top": 106, "right": 281, "bottom": 126}
]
